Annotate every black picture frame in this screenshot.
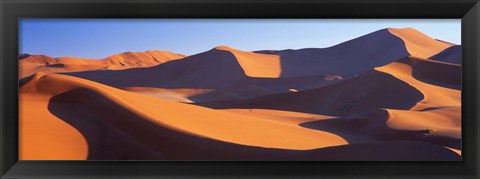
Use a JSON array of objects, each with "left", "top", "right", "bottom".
[{"left": 1, "top": 0, "right": 479, "bottom": 178}]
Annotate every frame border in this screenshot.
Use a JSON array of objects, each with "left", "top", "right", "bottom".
[{"left": 1, "top": 0, "right": 479, "bottom": 178}]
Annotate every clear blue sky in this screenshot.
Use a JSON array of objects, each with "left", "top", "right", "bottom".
[{"left": 19, "top": 19, "right": 460, "bottom": 59}]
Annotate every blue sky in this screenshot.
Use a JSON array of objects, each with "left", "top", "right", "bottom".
[{"left": 19, "top": 19, "right": 461, "bottom": 59}]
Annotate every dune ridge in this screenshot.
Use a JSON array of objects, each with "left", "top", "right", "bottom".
[{"left": 19, "top": 50, "right": 185, "bottom": 78}]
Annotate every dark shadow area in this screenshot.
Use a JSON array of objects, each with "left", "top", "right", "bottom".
[
  {"left": 428, "top": 45, "right": 462, "bottom": 65},
  {"left": 19, "top": 53, "right": 31, "bottom": 60},
  {"left": 418, "top": 106, "right": 450, "bottom": 112},
  {"left": 185, "top": 74, "right": 345, "bottom": 102},
  {"left": 398, "top": 57, "right": 461, "bottom": 90},
  {"left": 60, "top": 49, "right": 247, "bottom": 89},
  {"left": 45, "top": 63, "right": 66, "bottom": 68},
  {"left": 299, "top": 109, "right": 461, "bottom": 150},
  {"left": 256, "top": 29, "right": 410, "bottom": 78},
  {"left": 49, "top": 90, "right": 165, "bottom": 160},
  {"left": 195, "top": 70, "right": 424, "bottom": 116}
]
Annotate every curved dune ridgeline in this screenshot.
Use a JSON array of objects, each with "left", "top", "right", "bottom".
[
  {"left": 388, "top": 28, "right": 454, "bottom": 58},
  {"left": 19, "top": 28, "right": 461, "bottom": 160}
]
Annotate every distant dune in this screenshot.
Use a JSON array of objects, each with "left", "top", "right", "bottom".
[
  {"left": 19, "top": 28, "right": 461, "bottom": 160},
  {"left": 19, "top": 50, "right": 186, "bottom": 78}
]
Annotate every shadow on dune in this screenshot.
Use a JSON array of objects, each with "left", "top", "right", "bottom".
[
  {"left": 299, "top": 110, "right": 461, "bottom": 150},
  {"left": 45, "top": 63, "right": 66, "bottom": 68},
  {"left": 48, "top": 91, "right": 165, "bottom": 160},
  {"left": 428, "top": 45, "right": 461, "bottom": 65},
  {"left": 256, "top": 29, "right": 410, "bottom": 78},
  {"left": 61, "top": 49, "right": 245, "bottom": 89},
  {"left": 195, "top": 70, "right": 424, "bottom": 116},
  {"left": 54, "top": 49, "right": 349, "bottom": 102},
  {"left": 184, "top": 75, "right": 345, "bottom": 102},
  {"left": 398, "top": 57, "right": 461, "bottom": 90},
  {"left": 47, "top": 88, "right": 459, "bottom": 160}
]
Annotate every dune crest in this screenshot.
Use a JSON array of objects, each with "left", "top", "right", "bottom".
[
  {"left": 388, "top": 28, "right": 454, "bottom": 58},
  {"left": 375, "top": 57, "right": 460, "bottom": 110},
  {"left": 214, "top": 46, "right": 282, "bottom": 78},
  {"left": 19, "top": 50, "right": 185, "bottom": 78}
]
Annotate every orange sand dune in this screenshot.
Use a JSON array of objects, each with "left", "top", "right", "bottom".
[
  {"left": 386, "top": 108, "right": 461, "bottom": 140},
  {"left": 388, "top": 28, "right": 454, "bottom": 58},
  {"left": 215, "top": 46, "right": 282, "bottom": 78},
  {"left": 396, "top": 56, "right": 461, "bottom": 89},
  {"left": 375, "top": 57, "right": 460, "bottom": 110},
  {"left": 19, "top": 93, "right": 88, "bottom": 160},
  {"left": 103, "top": 50, "right": 185, "bottom": 69},
  {"left": 19, "top": 50, "right": 185, "bottom": 78}
]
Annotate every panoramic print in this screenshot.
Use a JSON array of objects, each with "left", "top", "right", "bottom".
[{"left": 19, "top": 19, "right": 461, "bottom": 160}]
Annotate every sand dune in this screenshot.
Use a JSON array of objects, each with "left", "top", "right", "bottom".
[
  {"left": 19, "top": 50, "right": 185, "bottom": 78},
  {"left": 19, "top": 27, "right": 461, "bottom": 160},
  {"left": 395, "top": 56, "right": 461, "bottom": 89},
  {"left": 215, "top": 46, "right": 282, "bottom": 78},
  {"left": 19, "top": 93, "right": 88, "bottom": 160}
]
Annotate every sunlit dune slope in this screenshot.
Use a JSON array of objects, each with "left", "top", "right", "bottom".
[
  {"left": 388, "top": 28, "right": 455, "bottom": 58},
  {"left": 395, "top": 56, "right": 461, "bottom": 89},
  {"left": 19, "top": 92, "right": 88, "bottom": 160},
  {"left": 215, "top": 45, "right": 282, "bottom": 78},
  {"left": 103, "top": 50, "right": 185, "bottom": 69},
  {"left": 375, "top": 57, "right": 461, "bottom": 110}
]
